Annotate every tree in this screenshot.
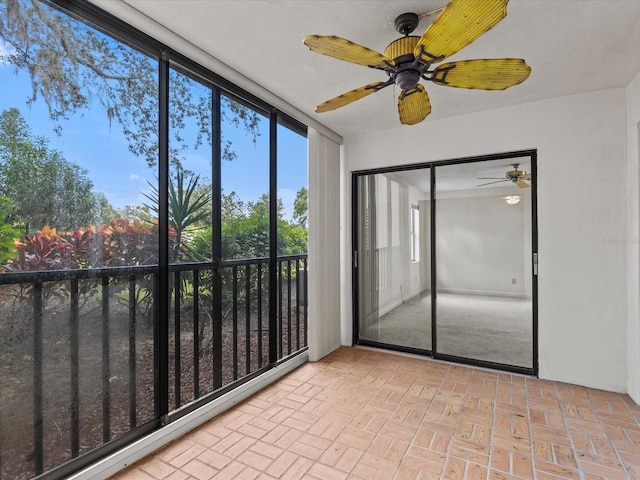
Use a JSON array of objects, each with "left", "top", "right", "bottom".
[
  {"left": 0, "top": 108, "right": 101, "bottom": 233},
  {"left": 215, "top": 193, "right": 307, "bottom": 259},
  {"left": 222, "top": 191, "right": 246, "bottom": 223},
  {"left": 0, "top": 196, "right": 22, "bottom": 265},
  {"left": 0, "top": 0, "right": 260, "bottom": 168},
  {"left": 292, "top": 187, "right": 308, "bottom": 226},
  {"left": 95, "top": 193, "right": 120, "bottom": 223}
]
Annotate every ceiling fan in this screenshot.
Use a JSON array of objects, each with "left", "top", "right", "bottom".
[
  {"left": 303, "top": 0, "right": 531, "bottom": 125},
  {"left": 477, "top": 163, "right": 531, "bottom": 189}
]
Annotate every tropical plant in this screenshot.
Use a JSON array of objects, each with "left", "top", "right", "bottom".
[
  {"left": 143, "top": 169, "right": 211, "bottom": 261},
  {"left": 6, "top": 219, "right": 177, "bottom": 271}
]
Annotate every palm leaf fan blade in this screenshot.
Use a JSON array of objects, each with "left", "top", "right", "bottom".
[
  {"left": 414, "top": 0, "right": 508, "bottom": 64},
  {"left": 432, "top": 58, "right": 531, "bottom": 90},
  {"left": 397, "top": 85, "right": 431, "bottom": 125},
  {"left": 303, "top": 35, "right": 395, "bottom": 69},
  {"left": 315, "top": 82, "right": 390, "bottom": 113}
]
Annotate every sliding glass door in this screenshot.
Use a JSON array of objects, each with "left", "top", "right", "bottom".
[
  {"left": 353, "top": 152, "right": 537, "bottom": 373},
  {"left": 434, "top": 158, "right": 533, "bottom": 368},
  {"left": 356, "top": 169, "right": 432, "bottom": 352}
]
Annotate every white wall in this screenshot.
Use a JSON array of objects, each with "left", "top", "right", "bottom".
[
  {"left": 627, "top": 71, "right": 640, "bottom": 403},
  {"left": 436, "top": 191, "right": 527, "bottom": 296},
  {"left": 308, "top": 129, "right": 342, "bottom": 361},
  {"left": 419, "top": 199, "right": 431, "bottom": 291},
  {"left": 342, "top": 88, "right": 629, "bottom": 394},
  {"left": 408, "top": 185, "right": 428, "bottom": 294},
  {"left": 375, "top": 176, "right": 427, "bottom": 315}
]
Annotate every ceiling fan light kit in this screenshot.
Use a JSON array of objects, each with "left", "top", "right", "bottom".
[{"left": 303, "top": 0, "right": 531, "bottom": 126}]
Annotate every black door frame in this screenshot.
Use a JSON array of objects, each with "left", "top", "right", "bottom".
[{"left": 352, "top": 150, "right": 538, "bottom": 376}]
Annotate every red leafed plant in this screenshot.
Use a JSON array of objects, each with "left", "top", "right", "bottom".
[
  {"left": 12, "top": 226, "right": 74, "bottom": 271},
  {"left": 8, "top": 220, "right": 177, "bottom": 271}
]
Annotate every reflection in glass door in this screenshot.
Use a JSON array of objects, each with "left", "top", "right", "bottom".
[
  {"left": 354, "top": 152, "right": 536, "bottom": 373},
  {"left": 435, "top": 159, "right": 533, "bottom": 368},
  {"left": 357, "top": 170, "right": 432, "bottom": 352}
]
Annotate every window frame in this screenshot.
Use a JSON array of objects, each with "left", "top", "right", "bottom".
[
  {"left": 2, "top": 1, "right": 309, "bottom": 478},
  {"left": 410, "top": 204, "right": 420, "bottom": 263}
]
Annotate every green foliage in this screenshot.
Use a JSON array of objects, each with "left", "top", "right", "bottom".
[
  {"left": 192, "top": 190, "right": 308, "bottom": 260},
  {"left": 0, "top": 108, "right": 103, "bottom": 234},
  {"left": 95, "top": 193, "right": 120, "bottom": 223},
  {"left": 278, "top": 218, "right": 307, "bottom": 255},
  {"left": 292, "top": 187, "right": 308, "bottom": 226},
  {"left": 0, "top": 196, "right": 22, "bottom": 265},
  {"left": 220, "top": 193, "right": 272, "bottom": 259},
  {"left": 221, "top": 191, "right": 246, "bottom": 223}
]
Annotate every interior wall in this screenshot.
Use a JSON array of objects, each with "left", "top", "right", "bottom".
[
  {"left": 343, "top": 88, "right": 628, "bottom": 394},
  {"left": 408, "top": 184, "right": 428, "bottom": 295},
  {"left": 375, "top": 176, "right": 428, "bottom": 315},
  {"left": 436, "top": 193, "right": 527, "bottom": 297},
  {"left": 419, "top": 199, "right": 431, "bottom": 291},
  {"left": 626, "top": 70, "right": 640, "bottom": 403}
]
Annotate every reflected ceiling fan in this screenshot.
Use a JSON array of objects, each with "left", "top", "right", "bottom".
[
  {"left": 477, "top": 163, "right": 531, "bottom": 189},
  {"left": 303, "top": 0, "right": 531, "bottom": 125}
]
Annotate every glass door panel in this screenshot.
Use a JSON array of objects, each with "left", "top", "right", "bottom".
[
  {"left": 357, "top": 169, "right": 432, "bottom": 351},
  {"left": 434, "top": 159, "right": 533, "bottom": 368}
]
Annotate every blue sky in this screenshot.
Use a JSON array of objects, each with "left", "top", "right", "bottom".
[{"left": 0, "top": 40, "right": 307, "bottom": 220}]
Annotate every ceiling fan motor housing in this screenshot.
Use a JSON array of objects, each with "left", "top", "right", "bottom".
[
  {"left": 394, "top": 69, "right": 420, "bottom": 90},
  {"left": 384, "top": 36, "right": 424, "bottom": 90}
]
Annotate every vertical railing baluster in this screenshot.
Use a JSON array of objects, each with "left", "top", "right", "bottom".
[
  {"left": 101, "top": 276, "right": 111, "bottom": 443},
  {"left": 70, "top": 278, "right": 80, "bottom": 457},
  {"left": 33, "top": 281, "right": 44, "bottom": 476},
  {"left": 295, "top": 259, "right": 300, "bottom": 351},
  {"left": 245, "top": 264, "right": 251, "bottom": 375},
  {"left": 213, "top": 267, "right": 222, "bottom": 390},
  {"left": 174, "top": 271, "right": 181, "bottom": 408},
  {"left": 278, "top": 260, "right": 283, "bottom": 359},
  {"left": 128, "top": 275, "right": 137, "bottom": 429},
  {"left": 232, "top": 266, "right": 238, "bottom": 380},
  {"left": 257, "top": 263, "right": 263, "bottom": 368},
  {"left": 193, "top": 271, "right": 200, "bottom": 399},
  {"left": 4, "top": 257, "right": 310, "bottom": 479},
  {"left": 153, "top": 273, "right": 160, "bottom": 418},
  {"left": 303, "top": 258, "right": 308, "bottom": 346},
  {"left": 287, "top": 260, "right": 292, "bottom": 356}
]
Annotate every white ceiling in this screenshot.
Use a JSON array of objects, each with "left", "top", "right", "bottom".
[{"left": 97, "top": 0, "right": 640, "bottom": 139}]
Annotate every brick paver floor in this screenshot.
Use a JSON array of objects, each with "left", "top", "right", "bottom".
[{"left": 112, "top": 347, "right": 640, "bottom": 479}]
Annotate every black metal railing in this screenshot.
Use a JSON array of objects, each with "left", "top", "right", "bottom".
[{"left": 0, "top": 255, "right": 307, "bottom": 480}]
